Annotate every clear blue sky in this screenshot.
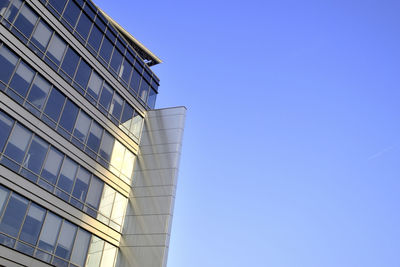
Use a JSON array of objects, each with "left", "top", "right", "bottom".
[{"left": 97, "top": 0, "right": 400, "bottom": 266}]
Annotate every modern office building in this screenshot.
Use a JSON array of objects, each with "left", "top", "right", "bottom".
[{"left": 0, "top": 0, "right": 186, "bottom": 266}]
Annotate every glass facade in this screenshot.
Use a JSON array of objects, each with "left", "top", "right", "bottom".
[
  {"left": 0, "top": 0, "right": 158, "bottom": 109},
  {"left": 0, "top": 43, "right": 139, "bottom": 184},
  {"left": 0, "top": 185, "right": 117, "bottom": 267},
  {"left": 0, "top": 109, "right": 128, "bottom": 232}
]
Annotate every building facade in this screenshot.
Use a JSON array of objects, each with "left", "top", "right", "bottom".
[{"left": 0, "top": 0, "right": 186, "bottom": 266}]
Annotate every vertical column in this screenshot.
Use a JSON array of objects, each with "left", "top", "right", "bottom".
[{"left": 117, "top": 106, "right": 186, "bottom": 267}]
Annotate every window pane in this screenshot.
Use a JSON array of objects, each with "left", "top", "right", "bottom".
[
  {"left": 72, "top": 168, "right": 90, "bottom": 202},
  {"left": 87, "top": 122, "right": 102, "bottom": 153},
  {"left": 109, "top": 140, "right": 124, "bottom": 173},
  {"left": 86, "top": 176, "right": 103, "bottom": 210},
  {"left": 120, "top": 103, "right": 133, "bottom": 131},
  {"left": 55, "top": 221, "right": 77, "bottom": 260},
  {"left": 99, "top": 131, "right": 114, "bottom": 163},
  {"left": 139, "top": 79, "right": 150, "bottom": 102},
  {"left": 0, "top": 1, "right": 11, "bottom": 17},
  {"left": 59, "top": 99, "right": 78, "bottom": 133},
  {"left": 87, "top": 71, "right": 102, "bottom": 101},
  {"left": 98, "top": 185, "right": 114, "bottom": 219},
  {"left": 110, "top": 93, "right": 123, "bottom": 121},
  {"left": 0, "top": 186, "right": 10, "bottom": 217},
  {"left": 41, "top": 147, "right": 63, "bottom": 184},
  {"left": 31, "top": 20, "right": 52, "bottom": 52},
  {"left": 2, "top": 0, "right": 22, "bottom": 23},
  {"left": 0, "top": 45, "right": 18, "bottom": 84},
  {"left": 63, "top": 0, "right": 80, "bottom": 28},
  {"left": 70, "top": 229, "right": 90, "bottom": 266},
  {"left": 110, "top": 192, "right": 127, "bottom": 226},
  {"left": 99, "top": 243, "right": 116, "bottom": 267},
  {"left": 26, "top": 74, "right": 51, "bottom": 111},
  {"left": 47, "top": 34, "right": 67, "bottom": 66},
  {"left": 3, "top": 123, "right": 32, "bottom": 163},
  {"left": 13, "top": 5, "right": 38, "bottom": 38},
  {"left": 121, "top": 149, "right": 135, "bottom": 182},
  {"left": 9, "top": 61, "right": 35, "bottom": 99},
  {"left": 130, "top": 114, "right": 143, "bottom": 139},
  {"left": 99, "top": 82, "right": 113, "bottom": 111},
  {"left": 44, "top": 88, "right": 66, "bottom": 122},
  {"left": 60, "top": 47, "right": 79, "bottom": 79},
  {"left": 110, "top": 48, "right": 123, "bottom": 74},
  {"left": 0, "top": 111, "right": 14, "bottom": 152},
  {"left": 57, "top": 157, "right": 77, "bottom": 193},
  {"left": 88, "top": 25, "right": 102, "bottom": 52},
  {"left": 19, "top": 203, "right": 45, "bottom": 245},
  {"left": 120, "top": 59, "right": 132, "bottom": 83},
  {"left": 129, "top": 69, "right": 141, "bottom": 94},
  {"left": 75, "top": 60, "right": 91, "bottom": 90},
  {"left": 38, "top": 212, "right": 61, "bottom": 252},
  {"left": 23, "top": 135, "right": 48, "bottom": 174},
  {"left": 85, "top": 236, "right": 104, "bottom": 267},
  {"left": 75, "top": 12, "right": 91, "bottom": 41},
  {"left": 147, "top": 88, "right": 157, "bottom": 109},
  {"left": 99, "top": 37, "right": 113, "bottom": 63},
  {"left": 73, "top": 111, "right": 91, "bottom": 143},
  {"left": 0, "top": 193, "right": 28, "bottom": 237}
]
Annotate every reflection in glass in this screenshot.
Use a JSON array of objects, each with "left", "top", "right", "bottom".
[
  {"left": 73, "top": 111, "right": 91, "bottom": 143},
  {"left": 38, "top": 212, "right": 61, "bottom": 252},
  {"left": 0, "top": 111, "right": 14, "bottom": 152},
  {"left": 26, "top": 74, "right": 51, "bottom": 111},
  {"left": 41, "top": 147, "right": 63, "bottom": 184},
  {"left": 87, "top": 71, "right": 102, "bottom": 101},
  {"left": 31, "top": 20, "right": 52, "bottom": 52},
  {"left": 70, "top": 229, "right": 90, "bottom": 266},
  {"left": 23, "top": 135, "right": 48, "bottom": 174},
  {"left": 44, "top": 88, "right": 66, "bottom": 123},
  {"left": 9, "top": 61, "right": 35, "bottom": 99},
  {"left": 0, "top": 193, "right": 28, "bottom": 237},
  {"left": 19, "top": 203, "right": 45, "bottom": 245},
  {"left": 0, "top": 45, "right": 18, "bottom": 84},
  {"left": 57, "top": 157, "right": 77, "bottom": 194},
  {"left": 55, "top": 221, "right": 77, "bottom": 260},
  {"left": 85, "top": 236, "right": 104, "bottom": 267},
  {"left": 3, "top": 123, "right": 32, "bottom": 164},
  {"left": 13, "top": 5, "right": 38, "bottom": 38},
  {"left": 47, "top": 34, "right": 67, "bottom": 65}
]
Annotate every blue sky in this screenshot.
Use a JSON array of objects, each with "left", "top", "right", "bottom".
[{"left": 96, "top": 0, "right": 400, "bottom": 266}]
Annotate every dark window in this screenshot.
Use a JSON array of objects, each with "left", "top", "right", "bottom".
[
  {"left": 70, "top": 229, "right": 90, "bottom": 266},
  {"left": 44, "top": 89, "right": 66, "bottom": 123},
  {"left": 87, "top": 25, "right": 102, "bottom": 52},
  {"left": 86, "top": 121, "right": 102, "bottom": 153},
  {"left": 75, "top": 12, "right": 91, "bottom": 41},
  {"left": 48, "top": 0, "right": 67, "bottom": 14},
  {"left": 0, "top": 45, "right": 18, "bottom": 84},
  {"left": 99, "top": 131, "right": 114, "bottom": 163},
  {"left": 74, "top": 60, "right": 91, "bottom": 90},
  {"left": 85, "top": 177, "right": 103, "bottom": 210},
  {"left": 110, "top": 48, "right": 123, "bottom": 74},
  {"left": 0, "top": 193, "right": 28, "bottom": 237},
  {"left": 99, "top": 37, "right": 113, "bottom": 64},
  {"left": 2, "top": 0, "right": 22, "bottom": 23},
  {"left": 110, "top": 93, "right": 123, "bottom": 121},
  {"left": 120, "top": 103, "right": 133, "bottom": 130},
  {"left": 62, "top": 0, "right": 80, "bottom": 28},
  {"left": 13, "top": 5, "right": 38, "bottom": 38},
  {"left": 19, "top": 203, "right": 46, "bottom": 245},
  {"left": 0, "top": 1, "right": 11, "bottom": 17},
  {"left": 120, "top": 59, "right": 132, "bottom": 83},
  {"left": 9, "top": 61, "right": 35, "bottom": 100},
  {"left": 129, "top": 69, "right": 141, "bottom": 94},
  {"left": 99, "top": 82, "right": 113, "bottom": 112},
  {"left": 139, "top": 79, "right": 150, "bottom": 102},
  {"left": 59, "top": 99, "right": 78, "bottom": 133},
  {"left": 0, "top": 111, "right": 14, "bottom": 152},
  {"left": 147, "top": 88, "right": 157, "bottom": 109},
  {"left": 60, "top": 47, "right": 79, "bottom": 79},
  {"left": 23, "top": 135, "right": 48, "bottom": 174}
]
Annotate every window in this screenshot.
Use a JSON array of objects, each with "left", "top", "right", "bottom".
[
  {"left": 48, "top": 0, "right": 67, "bottom": 15},
  {"left": 121, "top": 149, "right": 135, "bottom": 182},
  {"left": 19, "top": 203, "right": 46, "bottom": 245},
  {"left": 110, "top": 93, "right": 123, "bottom": 122},
  {"left": 110, "top": 48, "right": 123, "bottom": 74},
  {"left": 2, "top": 0, "right": 22, "bottom": 23},
  {"left": 120, "top": 59, "right": 132, "bottom": 83},
  {"left": 99, "top": 82, "right": 113, "bottom": 113},
  {"left": 74, "top": 60, "right": 91, "bottom": 90},
  {"left": 86, "top": 121, "right": 102, "bottom": 154},
  {"left": 85, "top": 176, "right": 103, "bottom": 210},
  {"left": 0, "top": 45, "right": 18, "bottom": 84},
  {"left": 3, "top": 123, "right": 32, "bottom": 164},
  {"left": 139, "top": 79, "right": 150, "bottom": 102},
  {"left": 88, "top": 25, "right": 102, "bottom": 52},
  {"left": 0, "top": 186, "right": 10, "bottom": 218},
  {"left": 0, "top": 193, "right": 28, "bottom": 237},
  {"left": 44, "top": 88, "right": 66, "bottom": 123},
  {"left": 59, "top": 99, "right": 79, "bottom": 133},
  {"left": 47, "top": 34, "right": 67, "bottom": 66},
  {"left": 99, "top": 37, "right": 113, "bottom": 64},
  {"left": 99, "top": 242, "right": 117, "bottom": 267},
  {"left": 70, "top": 229, "right": 90, "bottom": 266},
  {"left": 0, "top": 111, "right": 14, "bottom": 152},
  {"left": 9, "top": 61, "right": 35, "bottom": 100},
  {"left": 23, "top": 135, "right": 48, "bottom": 174},
  {"left": 72, "top": 168, "right": 90, "bottom": 203},
  {"left": 147, "top": 88, "right": 157, "bottom": 109},
  {"left": 129, "top": 69, "right": 141, "bottom": 94},
  {"left": 85, "top": 236, "right": 104, "bottom": 267},
  {"left": 60, "top": 47, "right": 79, "bottom": 79},
  {"left": 120, "top": 103, "right": 133, "bottom": 131},
  {"left": 38, "top": 212, "right": 61, "bottom": 252},
  {"left": 41, "top": 147, "right": 63, "bottom": 184},
  {"left": 87, "top": 71, "right": 102, "bottom": 101},
  {"left": 63, "top": 0, "right": 80, "bottom": 28},
  {"left": 73, "top": 111, "right": 91, "bottom": 144},
  {"left": 75, "top": 12, "right": 91, "bottom": 41},
  {"left": 26, "top": 74, "right": 51, "bottom": 114},
  {"left": 57, "top": 157, "right": 77, "bottom": 194},
  {"left": 99, "top": 131, "right": 114, "bottom": 165},
  {"left": 55, "top": 221, "right": 77, "bottom": 260},
  {"left": 13, "top": 5, "right": 38, "bottom": 39},
  {"left": 31, "top": 20, "right": 52, "bottom": 52}
]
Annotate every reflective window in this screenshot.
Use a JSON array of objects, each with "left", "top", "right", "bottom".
[
  {"left": 38, "top": 212, "right": 61, "bottom": 252},
  {"left": 99, "top": 82, "right": 113, "bottom": 112},
  {"left": 26, "top": 74, "right": 51, "bottom": 112},
  {"left": 73, "top": 111, "right": 91, "bottom": 143},
  {"left": 97, "top": 185, "right": 114, "bottom": 223},
  {"left": 86, "top": 176, "right": 103, "bottom": 210},
  {"left": 148, "top": 88, "right": 157, "bottom": 109},
  {"left": 121, "top": 149, "right": 135, "bottom": 182},
  {"left": 0, "top": 45, "right": 18, "bottom": 84},
  {"left": 0, "top": 193, "right": 28, "bottom": 237},
  {"left": 110, "top": 192, "right": 127, "bottom": 227},
  {"left": 74, "top": 60, "right": 91, "bottom": 90},
  {"left": 86, "top": 121, "right": 102, "bottom": 154},
  {"left": 99, "top": 37, "right": 113, "bottom": 63},
  {"left": 88, "top": 25, "right": 102, "bottom": 52},
  {"left": 75, "top": 12, "right": 91, "bottom": 41},
  {"left": 48, "top": 0, "right": 66, "bottom": 14},
  {"left": 109, "top": 140, "right": 124, "bottom": 174},
  {"left": 99, "top": 242, "right": 117, "bottom": 267},
  {"left": 60, "top": 47, "right": 79, "bottom": 79},
  {"left": 99, "top": 131, "right": 114, "bottom": 164},
  {"left": 57, "top": 157, "right": 77, "bottom": 194},
  {"left": 120, "top": 58, "right": 132, "bottom": 83},
  {"left": 23, "top": 135, "right": 48, "bottom": 174},
  {"left": 59, "top": 99, "right": 78, "bottom": 133},
  {"left": 72, "top": 168, "right": 90, "bottom": 202},
  {"left": 3, "top": 123, "right": 32, "bottom": 164},
  {"left": 9, "top": 61, "right": 35, "bottom": 99},
  {"left": 85, "top": 236, "right": 104, "bottom": 267},
  {"left": 131, "top": 114, "right": 143, "bottom": 139},
  {"left": 55, "top": 221, "right": 77, "bottom": 260},
  {"left": 19, "top": 203, "right": 46, "bottom": 245},
  {"left": 70, "top": 229, "right": 90, "bottom": 266},
  {"left": 2, "top": 0, "right": 22, "bottom": 23},
  {"left": 41, "top": 147, "right": 63, "bottom": 184},
  {"left": 130, "top": 69, "right": 141, "bottom": 94},
  {"left": 62, "top": 0, "right": 80, "bottom": 28},
  {"left": 44, "top": 88, "right": 66, "bottom": 123},
  {"left": 13, "top": 5, "right": 38, "bottom": 38},
  {"left": 0, "top": 186, "right": 10, "bottom": 218},
  {"left": 0, "top": 111, "right": 14, "bottom": 151},
  {"left": 139, "top": 79, "right": 150, "bottom": 102},
  {"left": 87, "top": 71, "right": 102, "bottom": 101},
  {"left": 110, "top": 48, "right": 123, "bottom": 74},
  {"left": 120, "top": 103, "right": 133, "bottom": 131},
  {"left": 0, "top": 1, "right": 11, "bottom": 17},
  {"left": 31, "top": 20, "right": 52, "bottom": 52},
  {"left": 47, "top": 34, "right": 67, "bottom": 66},
  {"left": 110, "top": 93, "right": 123, "bottom": 122}
]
